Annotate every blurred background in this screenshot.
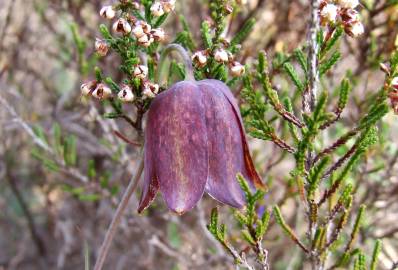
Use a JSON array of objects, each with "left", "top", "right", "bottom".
[{"left": 0, "top": 0, "right": 398, "bottom": 269}]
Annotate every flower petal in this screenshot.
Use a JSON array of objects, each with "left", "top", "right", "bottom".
[
  {"left": 200, "top": 80, "right": 265, "bottom": 190},
  {"left": 137, "top": 140, "right": 160, "bottom": 213},
  {"left": 199, "top": 81, "right": 247, "bottom": 208},
  {"left": 145, "top": 81, "right": 208, "bottom": 214}
]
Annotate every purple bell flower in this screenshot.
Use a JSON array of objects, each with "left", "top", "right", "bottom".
[{"left": 138, "top": 79, "right": 264, "bottom": 214}]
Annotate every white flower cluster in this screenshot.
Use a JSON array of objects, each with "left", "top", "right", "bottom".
[
  {"left": 83, "top": 2, "right": 174, "bottom": 102},
  {"left": 319, "top": 0, "right": 364, "bottom": 37},
  {"left": 96, "top": 1, "right": 174, "bottom": 56},
  {"left": 191, "top": 48, "right": 246, "bottom": 77}
]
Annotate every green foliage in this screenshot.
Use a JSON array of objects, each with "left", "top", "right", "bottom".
[
  {"left": 208, "top": 176, "right": 270, "bottom": 268},
  {"left": 370, "top": 240, "right": 382, "bottom": 270}
]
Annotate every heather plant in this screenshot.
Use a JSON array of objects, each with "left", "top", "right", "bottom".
[{"left": 1, "top": 0, "right": 398, "bottom": 269}]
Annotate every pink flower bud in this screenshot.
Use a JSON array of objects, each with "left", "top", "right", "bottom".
[
  {"left": 118, "top": 84, "right": 135, "bottom": 102},
  {"left": 161, "top": 0, "right": 176, "bottom": 13},
  {"left": 142, "top": 81, "right": 159, "bottom": 99},
  {"left": 92, "top": 83, "right": 112, "bottom": 99},
  {"left": 192, "top": 50, "right": 208, "bottom": 67},
  {"left": 392, "top": 77, "right": 398, "bottom": 90},
  {"left": 100, "top": 6, "right": 116, "bottom": 19},
  {"left": 214, "top": 49, "right": 229, "bottom": 63},
  {"left": 80, "top": 80, "right": 98, "bottom": 96},
  {"left": 132, "top": 24, "right": 145, "bottom": 38},
  {"left": 95, "top": 38, "right": 109, "bottom": 57},
  {"left": 150, "top": 2, "right": 164, "bottom": 17},
  {"left": 320, "top": 4, "right": 339, "bottom": 23},
  {"left": 134, "top": 65, "right": 148, "bottom": 79},
  {"left": 112, "top": 18, "right": 132, "bottom": 35},
  {"left": 341, "top": 8, "right": 360, "bottom": 24},
  {"left": 138, "top": 34, "right": 154, "bottom": 47},
  {"left": 345, "top": 21, "right": 364, "bottom": 37},
  {"left": 230, "top": 61, "right": 245, "bottom": 77},
  {"left": 150, "top": 28, "right": 165, "bottom": 42}
]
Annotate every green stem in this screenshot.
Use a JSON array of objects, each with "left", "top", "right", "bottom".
[{"left": 157, "top": 43, "right": 195, "bottom": 85}]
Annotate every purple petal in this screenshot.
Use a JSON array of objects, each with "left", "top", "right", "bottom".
[
  {"left": 137, "top": 138, "right": 160, "bottom": 213},
  {"left": 144, "top": 81, "right": 208, "bottom": 214},
  {"left": 198, "top": 81, "right": 246, "bottom": 207},
  {"left": 200, "top": 80, "right": 265, "bottom": 191}
]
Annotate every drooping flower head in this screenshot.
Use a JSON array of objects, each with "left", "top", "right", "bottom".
[{"left": 138, "top": 79, "right": 264, "bottom": 214}]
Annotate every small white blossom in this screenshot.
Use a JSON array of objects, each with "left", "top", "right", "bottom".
[
  {"left": 392, "top": 77, "right": 398, "bottom": 90},
  {"left": 118, "top": 85, "right": 135, "bottom": 102},
  {"left": 192, "top": 50, "right": 208, "bottom": 67},
  {"left": 92, "top": 83, "right": 112, "bottom": 99},
  {"left": 132, "top": 24, "right": 145, "bottom": 38},
  {"left": 337, "top": 0, "right": 359, "bottom": 9},
  {"left": 100, "top": 6, "right": 116, "bottom": 19},
  {"left": 214, "top": 49, "right": 229, "bottom": 63},
  {"left": 150, "top": 2, "right": 164, "bottom": 17},
  {"left": 320, "top": 4, "right": 339, "bottom": 23},
  {"left": 80, "top": 81, "right": 97, "bottom": 96},
  {"left": 142, "top": 82, "right": 159, "bottom": 99},
  {"left": 138, "top": 34, "right": 154, "bottom": 47},
  {"left": 112, "top": 18, "right": 132, "bottom": 34},
  {"left": 341, "top": 8, "right": 360, "bottom": 23},
  {"left": 161, "top": 0, "right": 176, "bottom": 13},
  {"left": 230, "top": 61, "right": 245, "bottom": 77},
  {"left": 151, "top": 28, "right": 165, "bottom": 42},
  {"left": 134, "top": 65, "right": 148, "bottom": 79},
  {"left": 346, "top": 21, "right": 364, "bottom": 37},
  {"left": 95, "top": 38, "right": 109, "bottom": 57}
]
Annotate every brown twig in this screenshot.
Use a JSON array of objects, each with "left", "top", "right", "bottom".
[{"left": 93, "top": 156, "right": 144, "bottom": 270}]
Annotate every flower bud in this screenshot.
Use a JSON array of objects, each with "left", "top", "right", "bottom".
[
  {"left": 142, "top": 81, "right": 159, "bottom": 99},
  {"left": 192, "top": 50, "right": 208, "bottom": 67},
  {"left": 230, "top": 61, "right": 245, "bottom": 77},
  {"left": 214, "top": 49, "right": 229, "bottom": 63},
  {"left": 341, "top": 8, "right": 360, "bottom": 24},
  {"left": 389, "top": 78, "right": 398, "bottom": 114},
  {"left": 337, "top": 0, "right": 359, "bottom": 9},
  {"left": 118, "top": 84, "right": 135, "bottom": 102},
  {"left": 320, "top": 4, "right": 339, "bottom": 23},
  {"left": 95, "top": 38, "right": 109, "bottom": 57},
  {"left": 150, "top": 28, "right": 166, "bottom": 42},
  {"left": 345, "top": 21, "right": 364, "bottom": 37},
  {"left": 81, "top": 80, "right": 98, "bottom": 96},
  {"left": 392, "top": 77, "right": 398, "bottom": 90},
  {"left": 138, "top": 34, "right": 154, "bottom": 47},
  {"left": 134, "top": 65, "right": 148, "bottom": 79},
  {"left": 100, "top": 6, "right": 116, "bottom": 19},
  {"left": 132, "top": 24, "right": 145, "bottom": 38},
  {"left": 92, "top": 83, "right": 112, "bottom": 99},
  {"left": 113, "top": 18, "right": 132, "bottom": 35},
  {"left": 150, "top": 2, "right": 164, "bottom": 17},
  {"left": 161, "top": 0, "right": 176, "bottom": 13}
]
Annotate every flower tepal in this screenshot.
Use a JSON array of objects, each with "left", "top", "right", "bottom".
[{"left": 138, "top": 80, "right": 264, "bottom": 214}]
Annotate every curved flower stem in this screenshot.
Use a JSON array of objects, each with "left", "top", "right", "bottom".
[
  {"left": 157, "top": 43, "right": 195, "bottom": 85},
  {"left": 93, "top": 156, "right": 144, "bottom": 270}
]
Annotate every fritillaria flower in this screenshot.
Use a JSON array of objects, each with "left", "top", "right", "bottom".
[{"left": 138, "top": 79, "right": 264, "bottom": 214}]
